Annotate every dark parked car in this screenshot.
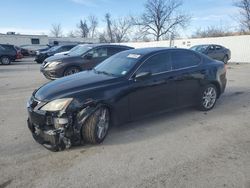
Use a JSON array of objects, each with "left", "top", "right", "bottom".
[
  {"left": 27, "top": 48, "right": 227, "bottom": 151},
  {"left": 40, "top": 44, "right": 134, "bottom": 80},
  {"left": 35, "top": 45, "right": 52, "bottom": 56},
  {"left": 35, "top": 45, "right": 76, "bottom": 64},
  {"left": 0, "top": 44, "right": 23, "bottom": 61},
  {"left": 190, "top": 44, "right": 231, "bottom": 64},
  {"left": 20, "top": 44, "right": 52, "bottom": 56},
  {"left": 0, "top": 44, "right": 20, "bottom": 65}
]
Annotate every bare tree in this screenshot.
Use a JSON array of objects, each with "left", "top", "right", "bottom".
[
  {"left": 234, "top": 0, "right": 250, "bottom": 32},
  {"left": 50, "top": 24, "right": 63, "bottom": 37},
  {"left": 113, "top": 17, "right": 132, "bottom": 42},
  {"left": 78, "top": 20, "right": 89, "bottom": 38},
  {"left": 133, "top": 0, "right": 190, "bottom": 41},
  {"left": 105, "top": 13, "right": 114, "bottom": 42},
  {"left": 88, "top": 15, "right": 98, "bottom": 38}
]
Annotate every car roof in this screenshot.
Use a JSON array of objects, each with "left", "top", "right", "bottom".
[
  {"left": 121, "top": 47, "right": 184, "bottom": 56},
  {"left": 78, "top": 43, "right": 133, "bottom": 49}
]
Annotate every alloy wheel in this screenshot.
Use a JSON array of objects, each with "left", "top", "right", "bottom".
[
  {"left": 1, "top": 57, "right": 10, "bottom": 65},
  {"left": 96, "top": 108, "right": 110, "bottom": 140},
  {"left": 202, "top": 87, "right": 217, "bottom": 109}
]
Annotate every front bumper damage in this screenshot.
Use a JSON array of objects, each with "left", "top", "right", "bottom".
[
  {"left": 27, "top": 119, "right": 73, "bottom": 151},
  {"left": 27, "top": 97, "right": 96, "bottom": 151},
  {"left": 27, "top": 111, "right": 79, "bottom": 151}
]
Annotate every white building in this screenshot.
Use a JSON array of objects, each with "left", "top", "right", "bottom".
[
  {"left": 122, "top": 35, "right": 250, "bottom": 63},
  {"left": 0, "top": 33, "right": 49, "bottom": 46},
  {"left": 0, "top": 33, "right": 98, "bottom": 46}
]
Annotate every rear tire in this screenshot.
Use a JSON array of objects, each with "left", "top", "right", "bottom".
[
  {"left": 82, "top": 107, "right": 110, "bottom": 144},
  {"left": 1, "top": 56, "right": 11, "bottom": 65},
  {"left": 64, "top": 66, "right": 80, "bottom": 77},
  {"left": 198, "top": 84, "right": 218, "bottom": 111}
]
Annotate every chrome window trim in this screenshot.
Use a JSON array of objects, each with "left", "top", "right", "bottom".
[
  {"left": 150, "top": 64, "right": 200, "bottom": 77},
  {"left": 129, "top": 50, "right": 202, "bottom": 80}
]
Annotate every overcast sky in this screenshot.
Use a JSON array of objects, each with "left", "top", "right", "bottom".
[{"left": 0, "top": 0, "right": 240, "bottom": 37}]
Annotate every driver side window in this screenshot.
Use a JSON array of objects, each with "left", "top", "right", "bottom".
[
  {"left": 89, "top": 48, "right": 108, "bottom": 58},
  {"left": 137, "top": 52, "right": 172, "bottom": 75}
]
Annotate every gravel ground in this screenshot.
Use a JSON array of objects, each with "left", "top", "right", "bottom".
[{"left": 0, "top": 58, "right": 250, "bottom": 188}]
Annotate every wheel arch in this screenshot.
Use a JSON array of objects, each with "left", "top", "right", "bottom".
[
  {"left": 77, "top": 102, "right": 114, "bottom": 140},
  {"left": 63, "top": 65, "right": 82, "bottom": 75},
  {"left": 209, "top": 81, "right": 221, "bottom": 98}
]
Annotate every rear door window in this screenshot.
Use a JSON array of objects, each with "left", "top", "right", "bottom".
[
  {"left": 172, "top": 50, "right": 201, "bottom": 70},
  {"left": 215, "top": 45, "right": 222, "bottom": 51},
  {"left": 90, "top": 48, "right": 108, "bottom": 58}
]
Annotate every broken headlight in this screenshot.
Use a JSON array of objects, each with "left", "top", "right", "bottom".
[{"left": 40, "top": 98, "right": 73, "bottom": 112}]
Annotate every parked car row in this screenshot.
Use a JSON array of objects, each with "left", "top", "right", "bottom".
[
  {"left": 20, "top": 44, "right": 52, "bottom": 56},
  {"left": 0, "top": 43, "right": 54, "bottom": 65},
  {"left": 35, "top": 44, "right": 76, "bottom": 64},
  {"left": 40, "top": 44, "right": 134, "bottom": 79},
  {"left": 27, "top": 45, "right": 227, "bottom": 151}
]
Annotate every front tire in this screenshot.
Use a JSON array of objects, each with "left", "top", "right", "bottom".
[
  {"left": 82, "top": 107, "right": 110, "bottom": 144},
  {"left": 1, "top": 56, "right": 11, "bottom": 65},
  {"left": 198, "top": 84, "right": 218, "bottom": 111}
]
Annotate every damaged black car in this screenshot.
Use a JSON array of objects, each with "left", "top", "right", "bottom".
[{"left": 27, "top": 48, "right": 227, "bottom": 151}]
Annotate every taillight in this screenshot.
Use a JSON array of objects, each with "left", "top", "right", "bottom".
[{"left": 16, "top": 50, "right": 22, "bottom": 59}]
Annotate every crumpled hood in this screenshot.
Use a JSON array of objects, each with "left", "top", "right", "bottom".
[{"left": 35, "top": 71, "right": 118, "bottom": 101}]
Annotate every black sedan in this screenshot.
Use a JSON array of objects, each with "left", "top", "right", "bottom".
[
  {"left": 190, "top": 44, "right": 231, "bottom": 64},
  {"left": 27, "top": 48, "right": 227, "bottom": 151},
  {"left": 40, "top": 44, "right": 134, "bottom": 80},
  {"left": 35, "top": 45, "right": 76, "bottom": 64}
]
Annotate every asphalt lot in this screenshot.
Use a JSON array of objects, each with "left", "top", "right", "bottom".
[{"left": 0, "top": 58, "right": 250, "bottom": 188}]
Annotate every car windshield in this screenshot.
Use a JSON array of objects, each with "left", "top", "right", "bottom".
[
  {"left": 190, "top": 45, "right": 209, "bottom": 53},
  {"left": 94, "top": 52, "right": 141, "bottom": 77},
  {"left": 68, "top": 45, "right": 92, "bottom": 56}
]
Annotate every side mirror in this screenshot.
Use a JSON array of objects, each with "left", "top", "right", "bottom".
[
  {"left": 84, "top": 53, "right": 93, "bottom": 60},
  {"left": 134, "top": 72, "right": 151, "bottom": 81}
]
